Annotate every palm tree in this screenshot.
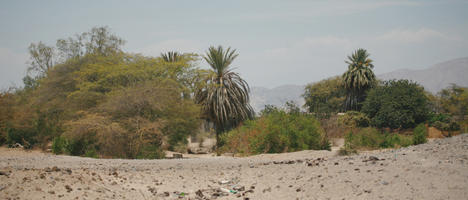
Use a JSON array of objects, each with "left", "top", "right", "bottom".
[
  {"left": 195, "top": 46, "right": 254, "bottom": 148},
  {"left": 342, "top": 48, "right": 376, "bottom": 111},
  {"left": 161, "top": 51, "right": 182, "bottom": 62}
]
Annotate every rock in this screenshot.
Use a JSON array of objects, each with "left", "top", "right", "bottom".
[
  {"left": 148, "top": 187, "right": 157, "bottom": 195},
  {"left": 65, "top": 169, "right": 72, "bottom": 175},
  {"left": 188, "top": 147, "right": 210, "bottom": 154},
  {"left": 195, "top": 189, "right": 204, "bottom": 198},
  {"left": 11, "top": 143, "right": 24, "bottom": 148},
  {"left": 363, "top": 156, "right": 380, "bottom": 162},
  {"left": 262, "top": 187, "right": 271, "bottom": 193},
  {"left": 233, "top": 186, "right": 245, "bottom": 191},
  {"left": 48, "top": 191, "right": 55, "bottom": 194},
  {"left": 381, "top": 181, "right": 389, "bottom": 185},
  {"left": 51, "top": 166, "right": 60, "bottom": 172},
  {"left": 173, "top": 153, "right": 183, "bottom": 159},
  {"left": 0, "top": 171, "right": 9, "bottom": 176},
  {"left": 286, "top": 160, "right": 296, "bottom": 164},
  {"left": 65, "top": 185, "right": 73, "bottom": 192}
]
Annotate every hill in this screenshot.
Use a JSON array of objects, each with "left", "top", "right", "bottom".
[
  {"left": 378, "top": 57, "right": 468, "bottom": 93},
  {"left": 250, "top": 85, "right": 305, "bottom": 113}
]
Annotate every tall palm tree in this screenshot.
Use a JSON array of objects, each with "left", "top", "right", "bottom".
[
  {"left": 161, "top": 51, "right": 182, "bottom": 62},
  {"left": 195, "top": 46, "right": 254, "bottom": 148},
  {"left": 342, "top": 48, "right": 376, "bottom": 111}
]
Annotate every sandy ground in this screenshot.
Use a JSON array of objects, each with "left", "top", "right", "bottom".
[{"left": 1, "top": 134, "right": 467, "bottom": 200}]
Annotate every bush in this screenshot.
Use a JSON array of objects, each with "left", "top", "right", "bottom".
[
  {"left": 6, "top": 127, "right": 36, "bottom": 148},
  {"left": 51, "top": 136, "right": 68, "bottom": 154},
  {"left": 220, "top": 107, "right": 330, "bottom": 155},
  {"left": 428, "top": 113, "right": 461, "bottom": 131},
  {"left": 341, "top": 127, "right": 413, "bottom": 153},
  {"left": 362, "top": 80, "right": 429, "bottom": 129},
  {"left": 413, "top": 124, "right": 427, "bottom": 145}
]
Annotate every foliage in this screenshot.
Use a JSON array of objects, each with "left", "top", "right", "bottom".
[
  {"left": 427, "top": 113, "right": 460, "bottom": 131},
  {"left": 303, "top": 76, "right": 346, "bottom": 118},
  {"left": 0, "top": 27, "right": 204, "bottom": 159},
  {"left": 340, "top": 127, "right": 413, "bottom": 154},
  {"left": 413, "top": 124, "right": 427, "bottom": 145},
  {"left": 52, "top": 136, "right": 68, "bottom": 154},
  {"left": 362, "top": 79, "right": 429, "bottom": 129},
  {"left": 220, "top": 105, "right": 330, "bottom": 155},
  {"left": 342, "top": 49, "right": 376, "bottom": 111},
  {"left": 437, "top": 84, "right": 468, "bottom": 121},
  {"left": 338, "top": 111, "right": 370, "bottom": 128},
  {"left": 195, "top": 46, "right": 254, "bottom": 147}
]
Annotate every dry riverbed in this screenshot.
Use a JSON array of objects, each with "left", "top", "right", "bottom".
[{"left": 1, "top": 134, "right": 467, "bottom": 200}]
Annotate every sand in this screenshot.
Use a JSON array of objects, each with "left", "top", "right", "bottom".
[{"left": 1, "top": 134, "right": 467, "bottom": 200}]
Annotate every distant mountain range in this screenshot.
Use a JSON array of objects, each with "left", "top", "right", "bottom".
[
  {"left": 249, "top": 57, "right": 468, "bottom": 113},
  {"left": 250, "top": 85, "right": 306, "bottom": 113},
  {"left": 378, "top": 57, "right": 468, "bottom": 93}
]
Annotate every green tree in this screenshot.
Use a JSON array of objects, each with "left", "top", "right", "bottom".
[
  {"left": 362, "top": 79, "right": 429, "bottom": 129},
  {"left": 195, "top": 46, "right": 254, "bottom": 148},
  {"left": 342, "top": 49, "right": 376, "bottom": 111},
  {"left": 303, "top": 76, "right": 346, "bottom": 118}
]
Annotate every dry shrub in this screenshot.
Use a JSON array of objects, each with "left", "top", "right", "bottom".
[{"left": 62, "top": 113, "right": 164, "bottom": 158}]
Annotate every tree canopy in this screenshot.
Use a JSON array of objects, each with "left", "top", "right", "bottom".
[
  {"left": 362, "top": 79, "right": 429, "bottom": 129},
  {"left": 342, "top": 48, "right": 376, "bottom": 111}
]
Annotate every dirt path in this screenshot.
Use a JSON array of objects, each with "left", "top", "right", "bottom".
[{"left": 1, "top": 134, "right": 467, "bottom": 200}]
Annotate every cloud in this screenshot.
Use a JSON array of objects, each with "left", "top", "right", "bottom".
[
  {"left": 0, "top": 47, "right": 28, "bottom": 89},
  {"left": 137, "top": 39, "right": 205, "bottom": 56},
  {"left": 376, "top": 28, "right": 451, "bottom": 43}
]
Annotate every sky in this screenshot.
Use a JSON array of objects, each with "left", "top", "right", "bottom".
[{"left": 1, "top": 0, "right": 467, "bottom": 89}]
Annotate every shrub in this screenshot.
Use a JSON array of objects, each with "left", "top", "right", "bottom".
[
  {"left": 413, "top": 123, "right": 427, "bottom": 145},
  {"left": 341, "top": 127, "right": 413, "bottom": 153},
  {"left": 221, "top": 107, "right": 330, "bottom": 155},
  {"left": 6, "top": 127, "right": 36, "bottom": 148},
  {"left": 362, "top": 80, "right": 429, "bottom": 129},
  {"left": 51, "top": 136, "right": 68, "bottom": 154}
]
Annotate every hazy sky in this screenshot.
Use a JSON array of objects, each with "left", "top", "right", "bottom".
[{"left": 1, "top": 0, "right": 467, "bottom": 89}]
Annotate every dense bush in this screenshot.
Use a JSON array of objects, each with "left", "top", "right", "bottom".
[
  {"left": 340, "top": 127, "right": 412, "bottom": 155},
  {"left": 413, "top": 123, "right": 427, "bottom": 145},
  {"left": 220, "top": 106, "right": 330, "bottom": 155},
  {"left": 362, "top": 79, "right": 429, "bottom": 129},
  {"left": 0, "top": 27, "right": 203, "bottom": 159},
  {"left": 303, "top": 76, "right": 346, "bottom": 118},
  {"left": 427, "top": 113, "right": 460, "bottom": 131}
]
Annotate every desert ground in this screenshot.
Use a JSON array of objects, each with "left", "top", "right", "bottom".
[{"left": 1, "top": 134, "right": 467, "bottom": 200}]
